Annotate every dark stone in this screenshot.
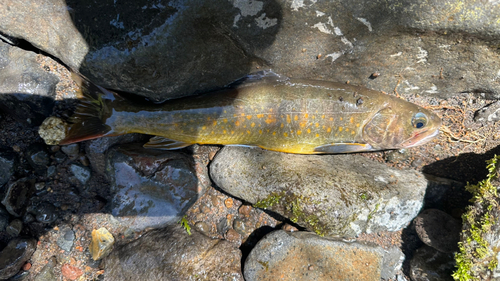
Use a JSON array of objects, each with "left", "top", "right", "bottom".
[
  {"left": 33, "top": 202, "right": 58, "bottom": 224},
  {"left": 60, "top": 144, "right": 79, "bottom": 160},
  {"left": 1, "top": 177, "right": 36, "bottom": 217},
  {"left": 26, "top": 144, "right": 50, "bottom": 173},
  {"left": 0, "top": 238, "right": 37, "bottom": 280},
  {"left": 0, "top": 149, "right": 16, "bottom": 188},
  {"left": 6, "top": 219, "right": 23, "bottom": 237},
  {"left": 410, "top": 245, "right": 455, "bottom": 281},
  {"left": 414, "top": 209, "right": 461, "bottom": 253}
]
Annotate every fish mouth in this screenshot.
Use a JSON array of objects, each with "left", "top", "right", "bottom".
[{"left": 402, "top": 128, "right": 440, "bottom": 148}]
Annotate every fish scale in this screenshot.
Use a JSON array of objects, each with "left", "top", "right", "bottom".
[{"left": 39, "top": 73, "right": 441, "bottom": 154}]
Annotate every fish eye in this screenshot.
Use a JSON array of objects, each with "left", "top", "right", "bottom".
[{"left": 411, "top": 112, "right": 427, "bottom": 129}]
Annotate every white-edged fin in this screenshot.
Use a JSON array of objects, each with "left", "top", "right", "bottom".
[
  {"left": 226, "top": 70, "right": 288, "bottom": 88},
  {"left": 144, "top": 136, "right": 193, "bottom": 150},
  {"left": 314, "top": 143, "right": 373, "bottom": 153}
]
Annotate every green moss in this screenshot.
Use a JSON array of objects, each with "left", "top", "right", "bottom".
[
  {"left": 179, "top": 215, "right": 191, "bottom": 235},
  {"left": 453, "top": 155, "right": 500, "bottom": 281},
  {"left": 367, "top": 203, "right": 381, "bottom": 221},
  {"left": 253, "top": 192, "right": 285, "bottom": 209},
  {"left": 257, "top": 260, "right": 269, "bottom": 271}
]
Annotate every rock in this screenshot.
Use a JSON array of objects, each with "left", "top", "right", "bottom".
[
  {"left": 2, "top": 1, "right": 500, "bottom": 102},
  {"left": 60, "top": 144, "right": 80, "bottom": 160},
  {"left": 33, "top": 202, "right": 58, "bottom": 224},
  {"left": 474, "top": 100, "right": 500, "bottom": 123},
  {"left": 56, "top": 226, "right": 75, "bottom": 252},
  {"left": 381, "top": 246, "right": 405, "bottom": 280},
  {"left": 413, "top": 209, "right": 461, "bottom": 253},
  {"left": 104, "top": 224, "right": 243, "bottom": 281},
  {"left": 106, "top": 144, "right": 207, "bottom": 231},
  {"left": 85, "top": 134, "right": 147, "bottom": 176},
  {"left": 0, "top": 0, "right": 88, "bottom": 70},
  {"left": 1, "top": 177, "right": 36, "bottom": 217},
  {"left": 89, "top": 227, "right": 114, "bottom": 261},
  {"left": 69, "top": 164, "right": 91, "bottom": 185},
  {"left": 0, "top": 41, "right": 58, "bottom": 125},
  {"left": 0, "top": 206, "right": 9, "bottom": 231},
  {"left": 34, "top": 256, "right": 56, "bottom": 281},
  {"left": 244, "top": 230, "right": 384, "bottom": 281},
  {"left": 0, "top": 238, "right": 37, "bottom": 280},
  {"left": 26, "top": 144, "right": 50, "bottom": 173},
  {"left": 210, "top": 147, "right": 427, "bottom": 237},
  {"left": 6, "top": 219, "right": 23, "bottom": 237},
  {"left": 0, "top": 149, "right": 16, "bottom": 187},
  {"left": 61, "top": 263, "right": 84, "bottom": 281},
  {"left": 410, "top": 245, "right": 455, "bottom": 281}
]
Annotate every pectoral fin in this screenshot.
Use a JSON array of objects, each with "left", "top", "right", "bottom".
[
  {"left": 314, "top": 143, "right": 373, "bottom": 153},
  {"left": 144, "top": 136, "right": 193, "bottom": 150}
]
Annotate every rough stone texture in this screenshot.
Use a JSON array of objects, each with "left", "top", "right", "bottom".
[
  {"left": 381, "top": 246, "right": 405, "bottom": 280},
  {"left": 104, "top": 224, "right": 243, "bottom": 281},
  {"left": 0, "top": 149, "right": 16, "bottom": 187},
  {"left": 410, "top": 245, "right": 455, "bottom": 281},
  {"left": 0, "top": 0, "right": 88, "bottom": 70},
  {"left": 244, "top": 230, "right": 384, "bottom": 281},
  {"left": 106, "top": 144, "right": 208, "bottom": 231},
  {"left": 0, "top": 41, "right": 58, "bottom": 125},
  {"left": 0, "top": 238, "right": 37, "bottom": 279},
  {"left": 1, "top": 1, "right": 499, "bottom": 101},
  {"left": 413, "top": 209, "right": 461, "bottom": 253},
  {"left": 210, "top": 147, "right": 427, "bottom": 237},
  {"left": 1, "top": 177, "right": 36, "bottom": 217}
]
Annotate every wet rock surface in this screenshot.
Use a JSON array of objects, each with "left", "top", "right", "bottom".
[
  {"left": 0, "top": 238, "right": 37, "bottom": 279},
  {"left": 211, "top": 146, "right": 427, "bottom": 237},
  {"left": 106, "top": 144, "right": 206, "bottom": 231},
  {"left": 244, "top": 230, "right": 384, "bottom": 281},
  {"left": 104, "top": 224, "right": 243, "bottom": 281}
]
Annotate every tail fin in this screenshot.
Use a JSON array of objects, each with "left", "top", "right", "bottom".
[{"left": 39, "top": 73, "right": 120, "bottom": 145}]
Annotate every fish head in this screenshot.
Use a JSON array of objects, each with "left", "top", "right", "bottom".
[{"left": 362, "top": 104, "right": 441, "bottom": 150}]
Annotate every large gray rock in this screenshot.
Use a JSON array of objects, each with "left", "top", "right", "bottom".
[
  {"left": 104, "top": 224, "right": 243, "bottom": 281},
  {"left": 106, "top": 144, "right": 208, "bottom": 231},
  {"left": 413, "top": 209, "right": 461, "bottom": 253},
  {"left": 0, "top": 0, "right": 88, "bottom": 70},
  {"left": 0, "top": 238, "right": 37, "bottom": 280},
  {"left": 244, "top": 230, "right": 384, "bottom": 281},
  {"left": 0, "top": 40, "right": 59, "bottom": 125},
  {"left": 210, "top": 146, "right": 427, "bottom": 237},
  {"left": 2, "top": 0, "right": 500, "bottom": 101}
]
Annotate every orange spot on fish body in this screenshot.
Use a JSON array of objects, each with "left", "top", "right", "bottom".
[
  {"left": 231, "top": 131, "right": 235, "bottom": 134},
  {"left": 351, "top": 130, "right": 355, "bottom": 135},
  {"left": 251, "top": 122, "right": 255, "bottom": 127},
  {"left": 213, "top": 121, "right": 217, "bottom": 126},
  {"left": 247, "top": 130, "right": 251, "bottom": 134},
  {"left": 304, "top": 113, "right": 309, "bottom": 118},
  {"left": 297, "top": 130, "right": 302, "bottom": 135},
  {"left": 294, "top": 115, "right": 298, "bottom": 121},
  {"left": 284, "top": 132, "right": 288, "bottom": 137},
  {"left": 223, "top": 130, "right": 227, "bottom": 134},
  {"left": 280, "top": 123, "right": 284, "bottom": 128},
  {"left": 327, "top": 127, "right": 331, "bottom": 133},
  {"left": 259, "top": 129, "right": 263, "bottom": 134},
  {"left": 265, "top": 115, "right": 276, "bottom": 124},
  {"left": 321, "top": 115, "right": 325, "bottom": 119},
  {"left": 339, "top": 127, "right": 343, "bottom": 132},
  {"left": 202, "top": 126, "right": 206, "bottom": 130},
  {"left": 315, "top": 123, "right": 319, "bottom": 127},
  {"left": 340, "top": 117, "right": 343, "bottom": 121},
  {"left": 315, "top": 133, "right": 319, "bottom": 138},
  {"left": 286, "top": 115, "right": 291, "bottom": 123},
  {"left": 329, "top": 117, "right": 334, "bottom": 121},
  {"left": 307, "top": 128, "right": 311, "bottom": 134},
  {"left": 223, "top": 118, "right": 228, "bottom": 123},
  {"left": 247, "top": 115, "right": 252, "bottom": 120},
  {"left": 207, "top": 117, "right": 211, "bottom": 121},
  {"left": 257, "top": 114, "right": 264, "bottom": 118},
  {"left": 299, "top": 121, "right": 307, "bottom": 128},
  {"left": 241, "top": 113, "right": 245, "bottom": 117},
  {"left": 356, "top": 123, "right": 360, "bottom": 127},
  {"left": 350, "top": 117, "right": 354, "bottom": 123},
  {"left": 235, "top": 121, "right": 240, "bottom": 126},
  {"left": 273, "top": 132, "right": 276, "bottom": 136},
  {"left": 345, "top": 128, "right": 349, "bottom": 132}
]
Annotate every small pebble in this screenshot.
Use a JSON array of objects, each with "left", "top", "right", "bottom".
[
  {"left": 211, "top": 195, "right": 220, "bottom": 207},
  {"left": 60, "top": 144, "right": 79, "bottom": 159},
  {"left": 238, "top": 205, "right": 252, "bottom": 217},
  {"left": 200, "top": 203, "right": 211, "bottom": 214},
  {"left": 78, "top": 155, "right": 90, "bottom": 166},
  {"left": 61, "top": 264, "right": 83, "bottom": 280},
  {"left": 233, "top": 218, "right": 247, "bottom": 235},
  {"left": 224, "top": 198, "right": 234, "bottom": 208},
  {"left": 195, "top": 221, "right": 210, "bottom": 234},
  {"left": 282, "top": 223, "right": 299, "bottom": 232},
  {"left": 22, "top": 262, "right": 31, "bottom": 271},
  {"left": 35, "top": 182, "right": 45, "bottom": 191},
  {"left": 208, "top": 151, "right": 217, "bottom": 161},
  {"left": 225, "top": 229, "right": 240, "bottom": 242},
  {"left": 89, "top": 227, "right": 115, "bottom": 261},
  {"left": 308, "top": 265, "right": 314, "bottom": 270}
]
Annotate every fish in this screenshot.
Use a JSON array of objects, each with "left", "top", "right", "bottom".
[{"left": 38, "top": 72, "right": 441, "bottom": 154}]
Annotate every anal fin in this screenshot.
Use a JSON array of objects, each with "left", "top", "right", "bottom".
[
  {"left": 144, "top": 136, "right": 193, "bottom": 150},
  {"left": 314, "top": 143, "right": 373, "bottom": 154}
]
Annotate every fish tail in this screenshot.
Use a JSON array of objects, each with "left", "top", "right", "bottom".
[{"left": 39, "top": 73, "right": 120, "bottom": 145}]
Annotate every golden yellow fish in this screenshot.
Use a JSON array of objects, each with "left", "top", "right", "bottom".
[{"left": 39, "top": 72, "right": 441, "bottom": 154}]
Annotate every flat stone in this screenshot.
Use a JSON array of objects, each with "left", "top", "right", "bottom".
[
  {"left": 106, "top": 144, "right": 207, "bottom": 231},
  {"left": 210, "top": 147, "right": 427, "bottom": 237},
  {"left": 244, "top": 230, "right": 384, "bottom": 281},
  {"left": 1, "top": 177, "right": 36, "bottom": 217},
  {"left": 381, "top": 246, "right": 405, "bottom": 280},
  {"left": 56, "top": 226, "right": 75, "bottom": 252},
  {"left": 69, "top": 164, "right": 91, "bottom": 185},
  {"left": 89, "top": 227, "right": 115, "bottom": 261},
  {"left": 104, "top": 224, "right": 243, "bottom": 280},
  {"left": 0, "top": 238, "right": 37, "bottom": 279},
  {"left": 414, "top": 209, "right": 461, "bottom": 253}
]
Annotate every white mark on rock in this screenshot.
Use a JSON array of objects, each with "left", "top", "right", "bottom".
[
  {"left": 425, "top": 84, "right": 439, "bottom": 94},
  {"left": 356, "top": 17, "right": 372, "bottom": 32},
  {"left": 333, "top": 26, "right": 343, "bottom": 36},
  {"left": 438, "top": 44, "right": 451, "bottom": 49},
  {"left": 233, "top": 14, "right": 241, "bottom": 28},
  {"left": 312, "top": 22, "right": 332, "bottom": 34},
  {"left": 494, "top": 69, "right": 500, "bottom": 81},
  {"left": 326, "top": 52, "right": 343, "bottom": 62},
  {"left": 232, "top": 0, "right": 263, "bottom": 16},
  {"left": 416, "top": 47, "right": 428, "bottom": 64},
  {"left": 374, "top": 176, "right": 388, "bottom": 184},
  {"left": 316, "top": 10, "right": 325, "bottom": 17},
  {"left": 403, "top": 81, "right": 419, "bottom": 92},
  {"left": 255, "top": 13, "right": 278, "bottom": 29},
  {"left": 341, "top": 37, "right": 353, "bottom": 48},
  {"left": 390, "top": 52, "right": 402, "bottom": 57},
  {"left": 291, "top": 0, "right": 317, "bottom": 11},
  {"left": 110, "top": 14, "right": 124, "bottom": 29}
]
